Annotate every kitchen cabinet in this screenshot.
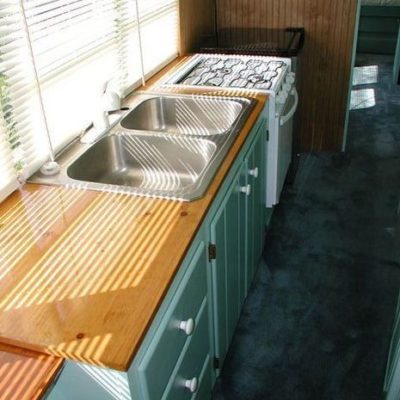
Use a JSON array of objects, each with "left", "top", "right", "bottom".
[
  {"left": 209, "top": 119, "right": 267, "bottom": 370},
  {"left": 47, "top": 236, "right": 211, "bottom": 400},
  {"left": 245, "top": 123, "right": 267, "bottom": 291},
  {"left": 45, "top": 362, "right": 130, "bottom": 400},
  {"left": 132, "top": 239, "right": 211, "bottom": 400},
  {"left": 210, "top": 163, "right": 244, "bottom": 367},
  {"left": 45, "top": 113, "right": 267, "bottom": 400}
]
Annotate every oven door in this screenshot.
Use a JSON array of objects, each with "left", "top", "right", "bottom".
[{"left": 275, "top": 87, "right": 298, "bottom": 203}]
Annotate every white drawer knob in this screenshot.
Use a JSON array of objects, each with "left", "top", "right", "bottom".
[
  {"left": 184, "top": 377, "right": 198, "bottom": 393},
  {"left": 249, "top": 167, "right": 259, "bottom": 178},
  {"left": 179, "top": 318, "right": 195, "bottom": 336},
  {"left": 240, "top": 184, "right": 251, "bottom": 196}
]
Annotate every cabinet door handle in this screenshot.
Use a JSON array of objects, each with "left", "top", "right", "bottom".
[
  {"left": 179, "top": 318, "right": 195, "bottom": 336},
  {"left": 240, "top": 184, "right": 251, "bottom": 196},
  {"left": 184, "top": 377, "right": 198, "bottom": 393},
  {"left": 249, "top": 167, "right": 259, "bottom": 179}
]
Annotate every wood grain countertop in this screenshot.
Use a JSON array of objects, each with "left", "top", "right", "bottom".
[
  {"left": 0, "top": 343, "right": 62, "bottom": 400},
  {"left": 0, "top": 56, "right": 268, "bottom": 372}
]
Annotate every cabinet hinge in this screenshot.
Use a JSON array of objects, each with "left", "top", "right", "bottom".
[
  {"left": 266, "top": 130, "right": 270, "bottom": 141},
  {"left": 213, "top": 357, "right": 220, "bottom": 370},
  {"left": 208, "top": 243, "right": 217, "bottom": 261}
]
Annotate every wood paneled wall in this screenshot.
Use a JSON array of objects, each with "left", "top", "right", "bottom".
[
  {"left": 179, "top": 0, "right": 215, "bottom": 54},
  {"left": 215, "top": 0, "right": 358, "bottom": 151}
]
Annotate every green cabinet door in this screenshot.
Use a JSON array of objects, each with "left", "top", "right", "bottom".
[
  {"left": 211, "top": 205, "right": 228, "bottom": 365},
  {"left": 210, "top": 164, "right": 244, "bottom": 366},
  {"left": 245, "top": 153, "right": 255, "bottom": 292},
  {"left": 252, "top": 122, "right": 267, "bottom": 267},
  {"left": 210, "top": 118, "right": 267, "bottom": 369},
  {"left": 225, "top": 180, "right": 241, "bottom": 344},
  {"left": 245, "top": 121, "right": 267, "bottom": 291},
  {"left": 238, "top": 162, "right": 248, "bottom": 307}
]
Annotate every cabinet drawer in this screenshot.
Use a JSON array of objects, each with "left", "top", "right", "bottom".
[
  {"left": 164, "top": 299, "right": 210, "bottom": 400},
  {"left": 138, "top": 242, "right": 207, "bottom": 400}
]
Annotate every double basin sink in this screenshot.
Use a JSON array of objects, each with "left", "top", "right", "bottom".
[{"left": 31, "top": 93, "right": 256, "bottom": 201}]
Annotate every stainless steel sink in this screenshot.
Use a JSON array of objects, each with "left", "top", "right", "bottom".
[
  {"left": 29, "top": 93, "right": 256, "bottom": 201},
  {"left": 67, "top": 134, "right": 216, "bottom": 197},
  {"left": 120, "top": 96, "right": 244, "bottom": 135}
]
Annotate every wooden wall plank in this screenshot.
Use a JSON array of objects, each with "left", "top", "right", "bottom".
[
  {"left": 215, "top": 0, "right": 358, "bottom": 151},
  {"left": 179, "top": 0, "right": 215, "bottom": 54}
]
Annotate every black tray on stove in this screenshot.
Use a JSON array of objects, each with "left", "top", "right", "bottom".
[{"left": 200, "top": 27, "right": 305, "bottom": 58}]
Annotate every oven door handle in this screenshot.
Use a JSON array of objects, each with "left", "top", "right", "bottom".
[{"left": 280, "top": 88, "right": 299, "bottom": 126}]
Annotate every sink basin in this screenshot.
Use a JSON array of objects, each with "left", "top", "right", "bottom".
[
  {"left": 29, "top": 93, "right": 256, "bottom": 201},
  {"left": 120, "top": 96, "right": 244, "bottom": 135},
  {"left": 67, "top": 134, "right": 216, "bottom": 195}
]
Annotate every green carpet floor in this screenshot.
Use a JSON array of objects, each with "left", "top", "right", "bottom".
[{"left": 213, "top": 54, "right": 400, "bottom": 400}]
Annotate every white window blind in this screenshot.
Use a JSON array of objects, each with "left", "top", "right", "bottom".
[
  {"left": 138, "top": 0, "right": 179, "bottom": 78},
  {"left": 0, "top": 2, "right": 49, "bottom": 202},
  {"left": 0, "top": 126, "right": 18, "bottom": 202},
  {"left": 0, "top": 0, "right": 179, "bottom": 203},
  {"left": 25, "top": 0, "right": 143, "bottom": 151}
]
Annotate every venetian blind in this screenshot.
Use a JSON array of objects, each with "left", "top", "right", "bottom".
[
  {"left": 0, "top": 0, "right": 180, "bottom": 202},
  {"left": 24, "top": 0, "right": 143, "bottom": 150},
  {"left": 0, "top": 2, "right": 49, "bottom": 202},
  {"left": 138, "top": 0, "right": 179, "bottom": 78},
  {"left": 0, "top": 128, "right": 18, "bottom": 203}
]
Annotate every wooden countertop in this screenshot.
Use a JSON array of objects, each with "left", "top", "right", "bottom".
[
  {"left": 0, "top": 57, "right": 267, "bottom": 372},
  {"left": 0, "top": 343, "right": 62, "bottom": 400}
]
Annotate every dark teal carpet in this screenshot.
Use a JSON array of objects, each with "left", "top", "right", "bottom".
[{"left": 213, "top": 54, "right": 400, "bottom": 400}]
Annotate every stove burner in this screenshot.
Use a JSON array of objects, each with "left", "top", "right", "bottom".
[
  {"left": 254, "top": 81, "right": 272, "bottom": 90},
  {"left": 255, "top": 64, "right": 268, "bottom": 74},
  {"left": 230, "top": 78, "right": 249, "bottom": 88},
  {"left": 248, "top": 74, "right": 264, "bottom": 84},
  {"left": 176, "top": 56, "right": 289, "bottom": 92},
  {"left": 200, "top": 72, "right": 217, "bottom": 83},
  {"left": 223, "top": 58, "right": 241, "bottom": 68},
  {"left": 246, "top": 60, "right": 263, "bottom": 69},
  {"left": 240, "top": 68, "right": 256, "bottom": 79},
  {"left": 214, "top": 68, "right": 233, "bottom": 79},
  {"left": 264, "top": 71, "right": 278, "bottom": 81},
  {"left": 206, "top": 77, "right": 224, "bottom": 87},
  {"left": 210, "top": 60, "right": 226, "bottom": 72},
  {"left": 267, "top": 61, "right": 284, "bottom": 70}
]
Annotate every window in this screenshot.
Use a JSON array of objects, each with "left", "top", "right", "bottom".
[
  {"left": 0, "top": 0, "right": 179, "bottom": 202},
  {"left": 139, "top": 0, "right": 179, "bottom": 78},
  {"left": 0, "top": 2, "right": 50, "bottom": 201}
]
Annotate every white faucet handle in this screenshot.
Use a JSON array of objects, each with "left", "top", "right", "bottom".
[
  {"left": 103, "top": 92, "right": 121, "bottom": 112},
  {"left": 101, "top": 79, "right": 121, "bottom": 112}
]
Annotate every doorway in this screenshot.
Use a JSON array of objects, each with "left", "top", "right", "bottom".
[{"left": 344, "top": 2, "right": 400, "bottom": 399}]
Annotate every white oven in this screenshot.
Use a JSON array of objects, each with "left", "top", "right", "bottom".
[{"left": 160, "top": 54, "right": 299, "bottom": 208}]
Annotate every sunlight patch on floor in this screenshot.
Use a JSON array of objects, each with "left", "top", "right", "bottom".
[
  {"left": 353, "top": 65, "right": 379, "bottom": 86},
  {"left": 350, "top": 88, "right": 376, "bottom": 110}
]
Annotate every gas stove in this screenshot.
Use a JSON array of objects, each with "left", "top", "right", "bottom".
[
  {"left": 164, "top": 54, "right": 291, "bottom": 94},
  {"left": 160, "top": 54, "right": 298, "bottom": 209}
]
